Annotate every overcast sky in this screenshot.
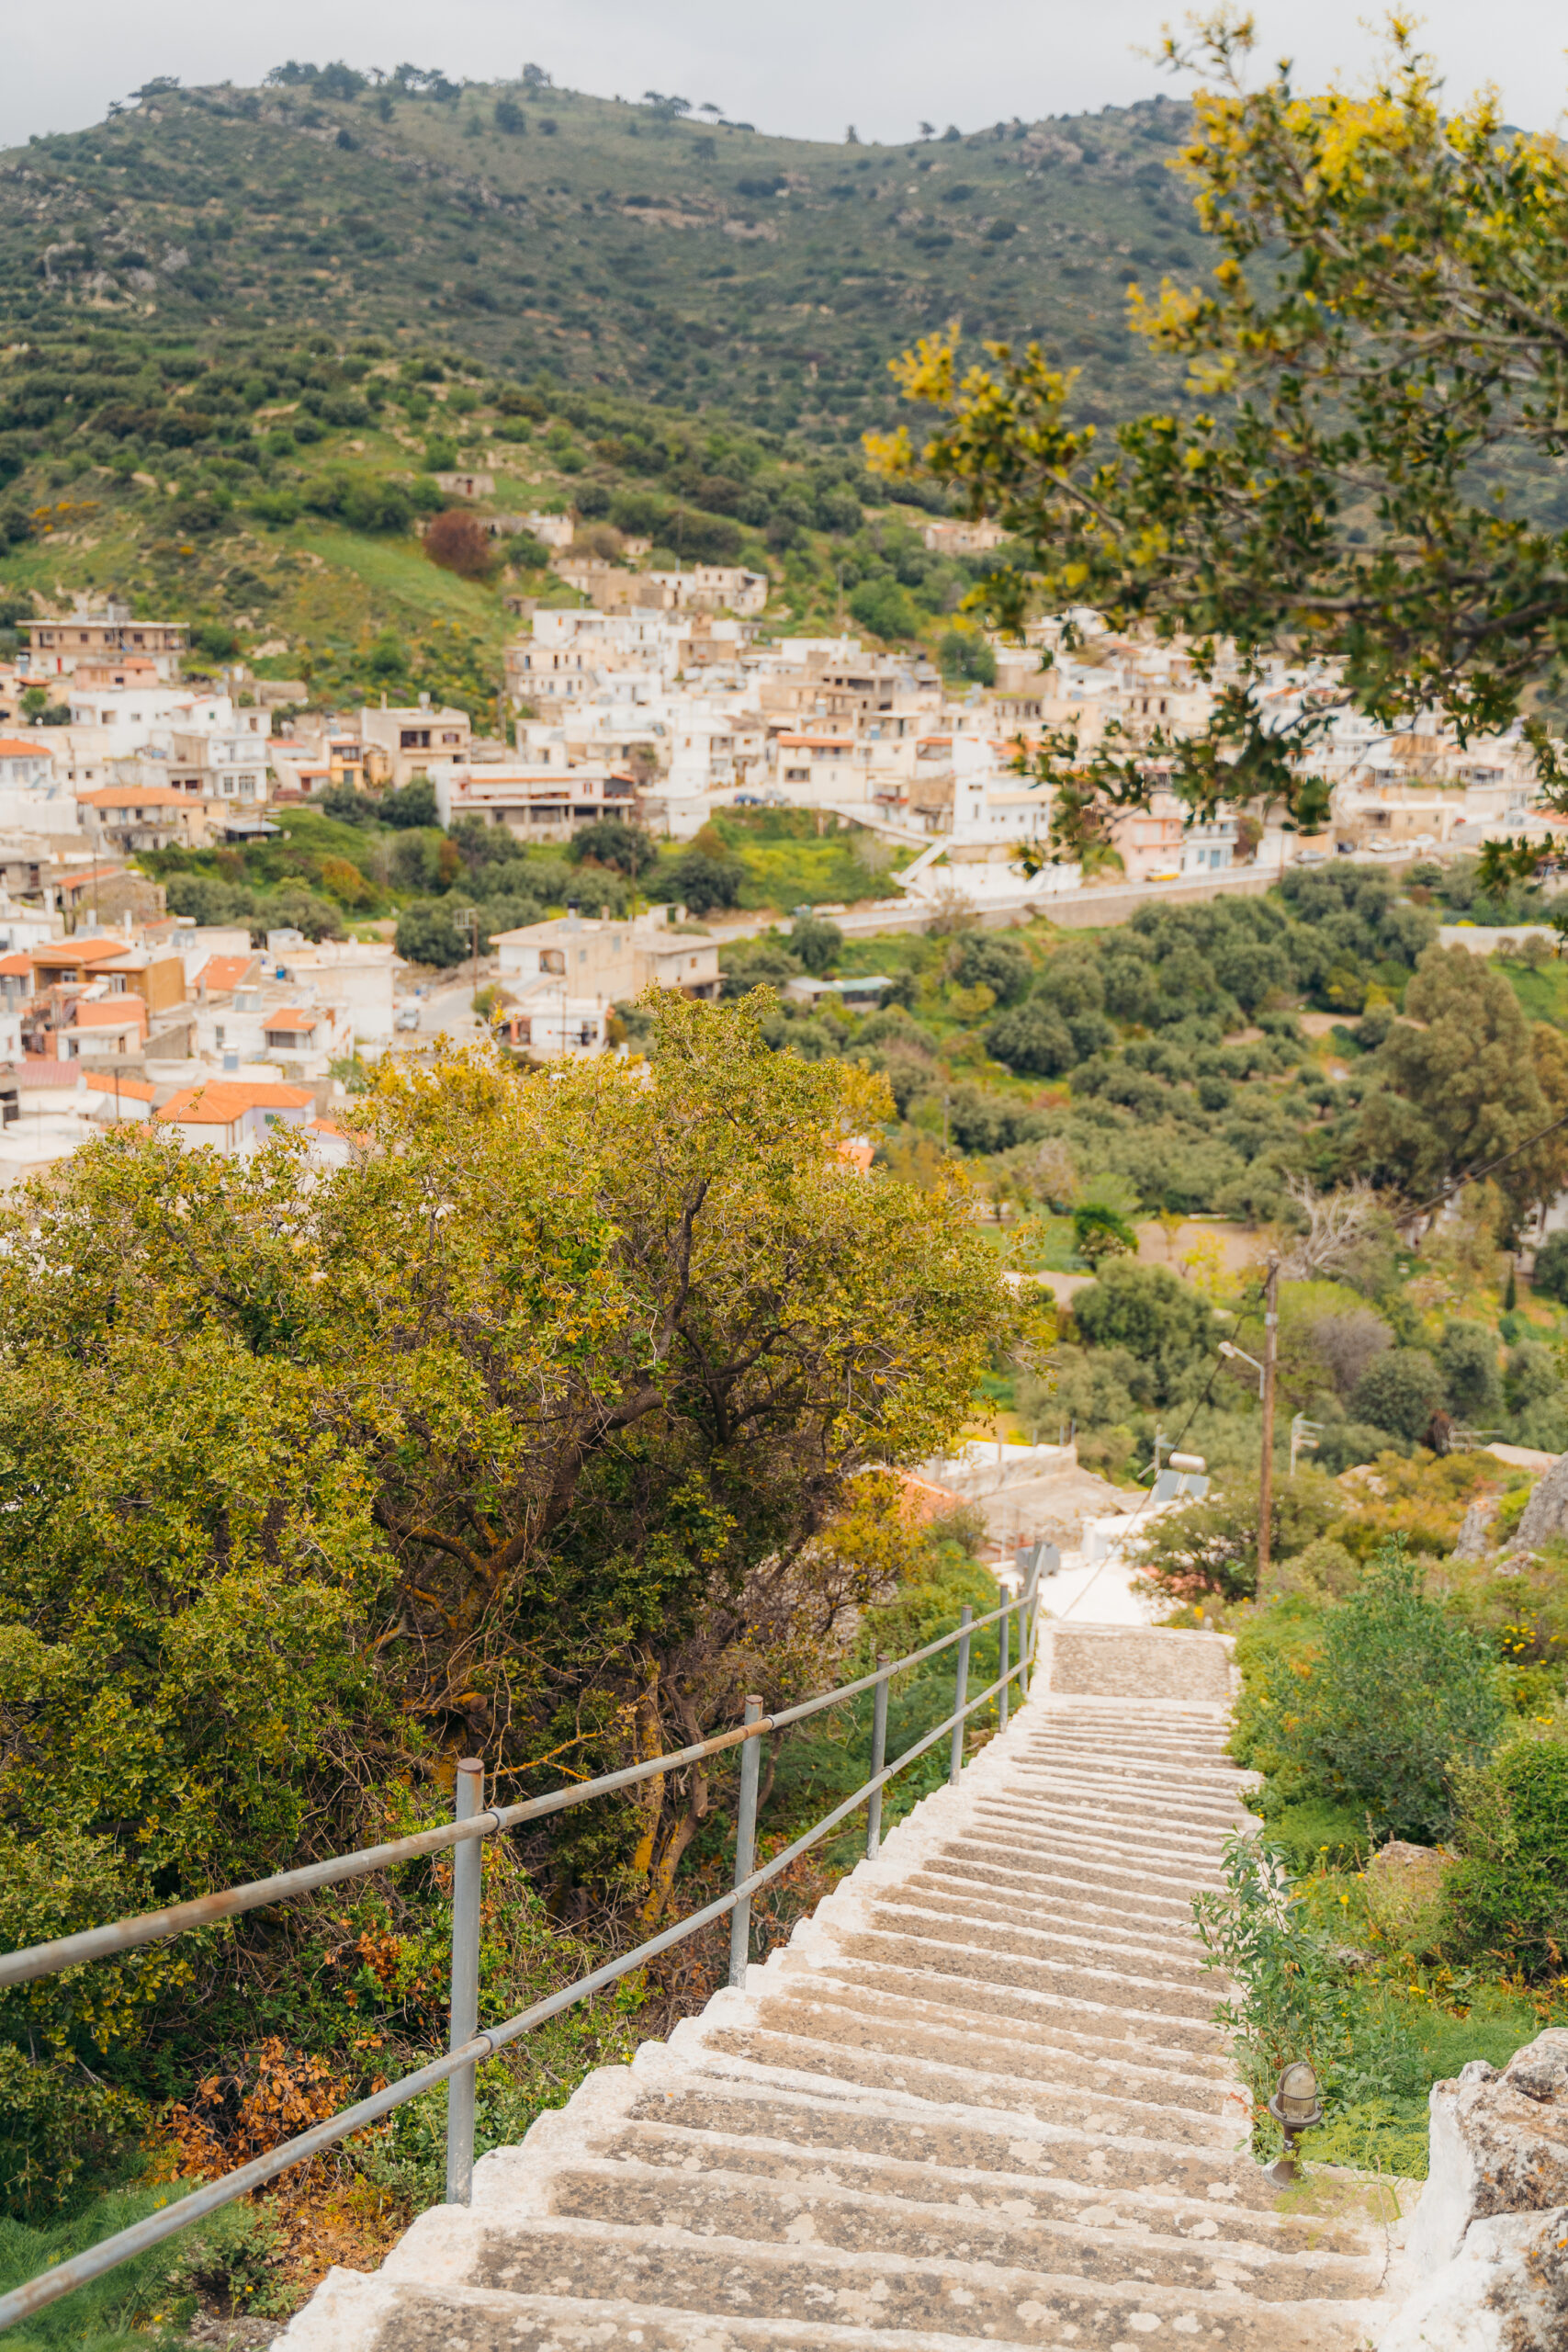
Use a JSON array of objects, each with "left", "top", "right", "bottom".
[{"left": 6, "top": 2, "right": 1564, "bottom": 153}]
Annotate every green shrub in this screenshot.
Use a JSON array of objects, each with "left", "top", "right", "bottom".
[
  {"left": 1530, "top": 1229, "right": 1568, "bottom": 1303},
  {"left": 395, "top": 900, "right": 469, "bottom": 967},
  {"left": 1447, "top": 1721, "right": 1568, "bottom": 1977},
  {"left": 1267, "top": 1796, "right": 1371, "bottom": 1875},
  {"left": 1348, "top": 1348, "right": 1445, "bottom": 1443},
  {"left": 1135, "top": 1473, "right": 1342, "bottom": 1606},
  {"left": 985, "top": 997, "right": 1076, "bottom": 1077},
  {"left": 1239, "top": 1544, "right": 1504, "bottom": 1843}
]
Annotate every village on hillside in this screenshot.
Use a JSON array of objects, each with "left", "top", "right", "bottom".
[{"left": 1, "top": 574, "right": 1556, "bottom": 1190}]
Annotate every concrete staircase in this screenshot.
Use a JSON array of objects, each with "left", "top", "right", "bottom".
[{"left": 282, "top": 1623, "right": 1404, "bottom": 2350}]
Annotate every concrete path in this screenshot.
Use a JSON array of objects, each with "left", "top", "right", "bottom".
[{"left": 281, "top": 1622, "right": 1404, "bottom": 2350}]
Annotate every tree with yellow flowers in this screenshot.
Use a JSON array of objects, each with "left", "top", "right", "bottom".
[{"left": 869, "top": 14, "right": 1568, "bottom": 857}]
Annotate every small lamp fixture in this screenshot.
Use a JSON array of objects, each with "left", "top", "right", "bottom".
[{"left": 1266, "top": 2061, "right": 1323, "bottom": 2185}]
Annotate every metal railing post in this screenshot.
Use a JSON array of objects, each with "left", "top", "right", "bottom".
[
  {"left": 446, "top": 1757, "right": 484, "bottom": 2207},
  {"left": 949, "top": 1605, "right": 972, "bottom": 1786},
  {"left": 998, "top": 1603, "right": 1010, "bottom": 1733},
  {"left": 0, "top": 1588, "right": 1048, "bottom": 2341},
  {"left": 728, "top": 1695, "right": 763, "bottom": 1988},
  {"left": 865, "top": 1656, "right": 889, "bottom": 1860}
]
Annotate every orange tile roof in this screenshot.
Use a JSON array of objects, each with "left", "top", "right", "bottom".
[
  {"left": 78, "top": 786, "right": 197, "bottom": 810},
  {"left": 260, "top": 1007, "right": 319, "bottom": 1033},
  {"left": 0, "top": 952, "right": 32, "bottom": 976},
  {"left": 195, "top": 955, "right": 256, "bottom": 992},
  {"left": 155, "top": 1080, "right": 315, "bottom": 1125},
  {"left": 0, "top": 737, "right": 50, "bottom": 758},
  {"left": 83, "top": 1072, "right": 157, "bottom": 1103},
  {"left": 73, "top": 997, "right": 147, "bottom": 1027},
  {"left": 30, "top": 937, "right": 127, "bottom": 968}
]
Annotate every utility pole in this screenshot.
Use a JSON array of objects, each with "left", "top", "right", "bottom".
[{"left": 1256, "top": 1254, "right": 1280, "bottom": 1598}]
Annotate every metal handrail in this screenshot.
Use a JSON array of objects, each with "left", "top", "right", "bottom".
[
  {"left": 0, "top": 1591, "right": 1023, "bottom": 1994},
  {"left": 0, "top": 1570, "right": 1040, "bottom": 2335}
]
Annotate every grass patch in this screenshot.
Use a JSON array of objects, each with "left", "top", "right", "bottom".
[
  {"left": 1499, "top": 955, "right": 1568, "bottom": 1031},
  {"left": 1297, "top": 1969, "right": 1552, "bottom": 2179}
]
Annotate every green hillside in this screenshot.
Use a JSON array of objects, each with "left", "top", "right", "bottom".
[
  {"left": 0, "top": 332, "right": 1029, "bottom": 719},
  {"left": 0, "top": 70, "right": 1216, "bottom": 710},
  {"left": 1, "top": 70, "right": 1209, "bottom": 435}
]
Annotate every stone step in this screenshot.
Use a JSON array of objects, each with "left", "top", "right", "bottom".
[
  {"left": 999, "top": 1786, "right": 1253, "bottom": 1837},
  {"left": 835, "top": 1921, "right": 1224, "bottom": 2026},
  {"left": 691, "top": 2021, "right": 1237, "bottom": 2145},
  {"left": 973, "top": 1797, "right": 1239, "bottom": 1862},
  {"left": 866, "top": 1887, "right": 1218, "bottom": 1987},
  {"left": 905, "top": 1863, "right": 1207, "bottom": 1948},
  {"left": 620, "top": 2081, "right": 1301, "bottom": 2211},
  {"left": 931, "top": 1842, "right": 1201, "bottom": 1921},
  {"left": 746, "top": 1986, "right": 1229, "bottom": 2118},
  {"left": 1025, "top": 1725, "right": 1239, "bottom": 1751},
  {"left": 1029, "top": 1740, "right": 1250, "bottom": 1769},
  {"left": 975, "top": 1790, "right": 1235, "bottom": 1845},
  {"left": 992, "top": 1761, "right": 1241, "bottom": 1798},
  {"left": 418, "top": 2211, "right": 1388, "bottom": 2348},
  {"left": 958, "top": 1819, "right": 1229, "bottom": 1892},
  {"left": 539, "top": 2156, "right": 1383, "bottom": 2300},
  {"left": 603, "top": 2108, "right": 1375, "bottom": 2254},
  {"left": 283, "top": 2267, "right": 1383, "bottom": 2352},
  {"left": 770, "top": 1955, "right": 1234, "bottom": 2073},
  {"left": 822, "top": 1933, "right": 1229, "bottom": 2052}
]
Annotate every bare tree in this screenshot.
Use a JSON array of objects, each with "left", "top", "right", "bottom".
[{"left": 1278, "top": 1176, "right": 1381, "bottom": 1281}]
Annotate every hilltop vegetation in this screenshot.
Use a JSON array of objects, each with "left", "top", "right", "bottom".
[
  {"left": 0, "top": 67, "right": 1222, "bottom": 697},
  {"left": 0, "top": 323, "right": 1021, "bottom": 715},
  {"left": 2, "top": 70, "right": 1209, "bottom": 436}
]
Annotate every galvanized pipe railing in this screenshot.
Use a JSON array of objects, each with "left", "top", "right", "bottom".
[{"left": 0, "top": 1567, "right": 1040, "bottom": 2335}]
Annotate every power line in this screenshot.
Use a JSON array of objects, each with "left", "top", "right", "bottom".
[{"left": 1412, "top": 1102, "right": 1568, "bottom": 1220}]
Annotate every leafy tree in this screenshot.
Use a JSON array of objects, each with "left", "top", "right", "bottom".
[
  {"left": 789, "top": 914, "right": 844, "bottom": 976},
  {"left": 954, "top": 932, "right": 1032, "bottom": 1005},
  {"left": 1236, "top": 1546, "right": 1504, "bottom": 1844},
  {"left": 1449, "top": 1725, "right": 1568, "bottom": 1978},
  {"left": 984, "top": 997, "right": 1075, "bottom": 1077},
  {"left": 869, "top": 19, "right": 1568, "bottom": 846},
  {"left": 1436, "top": 1321, "right": 1503, "bottom": 1427},
  {"left": 568, "top": 818, "right": 658, "bottom": 877},
  {"left": 1358, "top": 947, "right": 1568, "bottom": 1228},
  {"left": 0, "top": 999, "right": 1012, "bottom": 1976},
  {"left": 1529, "top": 1230, "right": 1568, "bottom": 1304},
  {"left": 1072, "top": 1204, "right": 1136, "bottom": 1265},
  {"left": 660, "top": 849, "right": 743, "bottom": 916},
  {"left": 423, "top": 508, "right": 500, "bottom": 582},
  {"left": 1034, "top": 954, "right": 1106, "bottom": 1018},
  {"left": 937, "top": 628, "right": 996, "bottom": 686},
  {"left": 382, "top": 777, "right": 440, "bottom": 830},
  {"left": 718, "top": 942, "right": 801, "bottom": 1001},
  {"left": 395, "top": 901, "right": 468, "bottom": 967},
  {"left": 847, "top": 576, "right": 918, "bottom": 642},
  {"left": 1348, "top": 1348, "right": 1445, "bottom": 1445},
  {"left": 1071, "top": 1259, "right": 1216, "bottom": 1407},
  {"left": 165, "top": 873, "right": 254, "bottom": 927}
]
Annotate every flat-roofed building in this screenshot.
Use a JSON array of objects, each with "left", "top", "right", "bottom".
[{"left": 23, "top": 603, "right": 187, "bottom": 681}]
